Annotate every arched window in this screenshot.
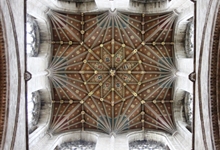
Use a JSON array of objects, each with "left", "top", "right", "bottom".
[
  {"left": 55, "top": 140, "right": 96, "bottom": 150},
  {"left": 185, "top": 19, "right": 194, "bottom": 58},
  {"left": 129, "top": 140, "right": 168, "bottom": 150},
  {"left": 28, "top": 91, "right": 41, "bottom": 134},
  {"left": 26, "top": 15, "right": 40, "bottom": 57},
  {"left": 184, "top": 92, "right": 193, "bottom": 126}
]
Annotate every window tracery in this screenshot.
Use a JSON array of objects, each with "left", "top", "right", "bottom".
[
  {"left": 185, "top": 20, "right": 194, "bottom": 58},
  {"left": 184, "top": 92, "right": 193, "bottom": 126},
  {"left": 28, "top": 91, "right": 41, "bottom": 134},
  {"left": 55, "top": 140, "right": 96, "bottom": 150},
  {"left": 129, "top": 139, "right": 168, "bottom": 150},
  {"left": 26, "top": 15, "right": 40, "bottom": 57}
]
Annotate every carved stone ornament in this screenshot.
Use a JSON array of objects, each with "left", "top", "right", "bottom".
[
  {"left": 24, "top": 71, "right": 32, "bottom": 81},
  {"left": 189, "top": 72, "right": 196, "bottom": 82}
]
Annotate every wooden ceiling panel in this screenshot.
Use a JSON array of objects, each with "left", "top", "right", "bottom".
[{"left": 47, "top": 10, "right": 178, "bottom": 135}]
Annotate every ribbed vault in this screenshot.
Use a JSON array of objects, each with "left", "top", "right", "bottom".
[{"left": 47, "top": 9, "right": 178, "bottom": 135}]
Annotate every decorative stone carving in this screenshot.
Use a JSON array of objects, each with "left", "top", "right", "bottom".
[
  {"left": 184, "top": 92, "right": 193, "bottom": 126},
  {"left": 26, "top": 14, "right": 40, "bottom": 57},
  {"left": 129, "top": 140, "right": 168, "bottom": 150},
  {"left": 28, "top": 91, "right": 41, "bottom": 134},
  {"left": 56, "top": 140, "right": 96, "bottom": 150},
  {"left": 24, "top": 71, "right": 32, "bottom": 81},
  {"left": 189, "top": 72, "right": 196, "bottom": 82},
  {"left": 185, "top": 20, "right": 194, "bottom": 58}
]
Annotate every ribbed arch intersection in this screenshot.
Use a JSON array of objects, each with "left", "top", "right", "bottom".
[{"left": 47, "top": 9, "right": 178, "bottom": 135}]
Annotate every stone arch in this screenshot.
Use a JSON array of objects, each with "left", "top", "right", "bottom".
[
  {"left": 26, "top": 15, "right": 40, "bottom": 57},
  {"left": 127, "top": 131, "right": 172, "bottom": 150},
  {"left": 208, "top": 3, "right": 220, "bottom": 149},
  {"left": 127, "top": 129, "right": 192, "bottom": 150},
  {"left": 28, "top": 89, "right": 52, "bottom": 147},
  {"left": 129, "top": 138, "right": 168, "bottom": 150},
  {"left": 27, "top": 1, "right": 51, "bottom": 60},
  {"left": 128, "top": 0, "right": 193, "bottom": 14},
  {"left": 173, "top": 2, "right": 194, "bottom": 59},
  {"left": 28, "top": 91, "right": 41, "bottom": 134},
  {"left": 173, "top": 5, "right": 194, "bottom": 94},
  {"left": 55, "top": 140, "right": 96, "bottom": 150},
  {"left": 172, "top": 88, "right": 192, "bottom": 149},
  {"left": 129, "top": 0, "right": 171, "bottom": 13},
  {"left": 27, "top": 3, "right": 54, "bottom": 147},
  {"left": 32, "top": 0, "right": 97, "bottom": 13},
  {"left": 0, "top": 0, "right": 26, "bottom": 149},
  {"left": 30, "top": 131, "right": 98, "bottom": 150},
  {"left": 0, "top": 18, "right": 7, "bottom": 149},
  {"left": 173, "top": 89, "right": 193, "bottom": 132}
]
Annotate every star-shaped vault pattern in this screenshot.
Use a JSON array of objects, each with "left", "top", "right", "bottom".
[{"left": 47, "top": 10, "right": 178, "bottom": 135}]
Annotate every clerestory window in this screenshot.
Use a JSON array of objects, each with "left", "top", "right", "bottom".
[
  {"left": 55, "top": 140, "right": 96, "bottom": 150},
  {"left": 129, "top": 140, "right": 169, "bottom": 150},
  {"left": 26, "top": 15, "right": 40, "bottom": 57},
  {"left": 28, "top": 91, "right": 41, "bottom": 134}
]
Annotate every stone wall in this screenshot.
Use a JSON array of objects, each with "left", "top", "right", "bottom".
[
  {"left": 194, "top": 0, "right": 220, "bottom": 149},
  {"left": 0, "top": 0, "right": 26, "bottom": 150}
]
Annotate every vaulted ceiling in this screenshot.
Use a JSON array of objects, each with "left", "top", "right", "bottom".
[{"left": 47, "top": 10, "right": 178, "bottom": 135}]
